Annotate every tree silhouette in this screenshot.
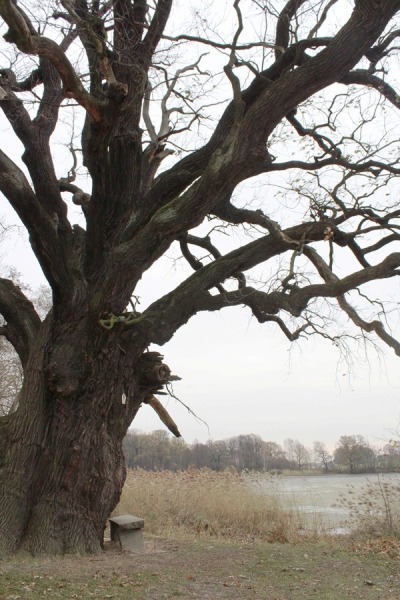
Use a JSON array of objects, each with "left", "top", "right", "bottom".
[{"left": 0, "top": 0, "right": 400, "bottom": 555}]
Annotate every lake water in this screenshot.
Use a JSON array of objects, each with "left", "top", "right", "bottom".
[{"left": 256, "top": 473, "right": 400, "bottom": 534}]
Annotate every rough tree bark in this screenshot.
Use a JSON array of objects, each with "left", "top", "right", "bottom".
[{"left": 0, "top": 0, "right": 400, "bottom": 555}]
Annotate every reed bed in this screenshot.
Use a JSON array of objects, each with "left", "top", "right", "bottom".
[{"left": 115, "top": 468, "right": 310, "bottom": 543}]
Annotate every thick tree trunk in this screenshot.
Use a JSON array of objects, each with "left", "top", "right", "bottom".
[{"left": 0, "top": 314, "right": 146, "bottom": 556}]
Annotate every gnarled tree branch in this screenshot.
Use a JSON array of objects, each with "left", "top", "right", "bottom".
[
  {"left": 0, "top": 150, "right": 75, "bottom": 293},
  {"left": 0, "top": 279, "right": 41, "bottom": 367},
  {"left": 0, "top": 0, "right": 104, "bottom": 121}
]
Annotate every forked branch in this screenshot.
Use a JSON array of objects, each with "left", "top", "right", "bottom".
[
  {"left": 338, "top": 296, "right": 400, "bottom": 357},
  {"left": 0, "top": 0, "right": 104, "bottom": 121}
]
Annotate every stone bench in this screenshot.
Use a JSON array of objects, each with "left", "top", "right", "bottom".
[{"left": 109, "top": 514, "right": 145, "bottom": 552}]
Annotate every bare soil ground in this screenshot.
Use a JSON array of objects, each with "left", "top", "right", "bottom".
[{"left": 1, "top": 535, "right": 400, "bottom": 599}]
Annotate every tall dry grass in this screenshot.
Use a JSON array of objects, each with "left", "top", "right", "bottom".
[{"left": 115, "top": 468, "right": 310, "bottom": 543}]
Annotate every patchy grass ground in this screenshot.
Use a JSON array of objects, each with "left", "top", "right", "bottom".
[
  {"left": 1, "top": 535, "right": 400, "bottom": 599},
  {"left": 3, "top": 471, "right": 400, "bottom": 599}
]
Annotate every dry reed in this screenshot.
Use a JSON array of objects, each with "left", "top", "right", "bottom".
[
  {"left": 336, "top": 475, "right": 400, "bottom": 538},
  {"left": 115, "top": 468, "right": 308, "bottom": 543}
]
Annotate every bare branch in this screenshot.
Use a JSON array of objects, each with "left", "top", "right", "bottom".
[
  {"left": 364, "top": 234, "right": 400, "bottom": 254},
  {"left": 275, "top": 0, "right": 308, "bottom": 57},
  {"left": 60, "top": 0, "right": 118, "bottom": 86},
  {"left": 338, "top": 295, "right": 400, "bottom": 357},
  {"left": 0, "top": 149, "right": 75, "bottom": 293},
  {"left": 139, "top": 231, "right": 400, "bottom": 348},
  {"left": 179, "top": 232, "right": 246, "bottom": 291},
  {"left": 0, "top": 0, "right": 105, "bottom": 122},
  {"left": 302, "top": 246, "right": 400, "bottom": 357},
  {"left": 286, "top": 111, "right": 342, "bottom": 158},
  {"left": 142, "top": 80, "right": 158, "bottom": 143},
  {"left": 365, "top": 27, "right": 400, "bottom": 67},
  {"left": 142, "top": 0, "right": 173, "bottom": 60},
  {"left": 341, "top": 70, "right": 400, "bottom": 110},
  {"left": 0, "top": 279, "right": 41, "bottom": 367},
  {"left": 151, "top": 31, "right": 280, "bottom": 52},
  {"left": 144, "top": 395, "right": 181, "bottom": 437},
  {"left": 308, "top": 0, "right": 339, "bottom": 39},
  {"left": 268, "top": 156, "right": 400, "bottom": 176},
  {"left": 223, "top": 0, "right": 246, "bottom": 123}
]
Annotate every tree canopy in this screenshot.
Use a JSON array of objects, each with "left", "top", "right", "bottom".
[{"left": 1, "top": 1, "right": 399, "bottom": 361}]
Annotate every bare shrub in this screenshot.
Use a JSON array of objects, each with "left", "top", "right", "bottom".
[{"left": 336, "top": 475, "right": 400, "bottom": 538}]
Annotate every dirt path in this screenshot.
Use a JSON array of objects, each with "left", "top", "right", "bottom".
[{"left": 1, "top": 536, "right": 400, "bottom": 599}]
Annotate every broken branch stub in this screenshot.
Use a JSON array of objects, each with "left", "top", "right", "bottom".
[
  {"left": 145, "top": 395, "right": 182, "bottom": 438},
  {"left": 138, "top": 351, "right": 180, "bottom": 392},
  {"left": 138, "top": 351, "right": 183, "bottom": 437}
]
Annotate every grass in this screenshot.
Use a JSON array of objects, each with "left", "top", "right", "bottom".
[
  {"left": 0, "top": 559, "right": 160, "bottom": 599},
  {"left": 2, "top": 537, "right": 400, "bottom": 599},
  {"left": 115, "top": 468, "right": 320, "bottom": 543}
]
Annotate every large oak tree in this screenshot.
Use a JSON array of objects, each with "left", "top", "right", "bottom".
[{"left": 0, "top": 0, "right": 400, "bottom": 555}]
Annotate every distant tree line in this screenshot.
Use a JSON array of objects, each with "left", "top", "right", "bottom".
[{"left": 123, "top": 431, "right": 400, "bottom": 474}]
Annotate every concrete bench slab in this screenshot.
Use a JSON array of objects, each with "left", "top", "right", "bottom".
[{"left": 109, "top": 514, "right": 145, "bottom": 552}]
